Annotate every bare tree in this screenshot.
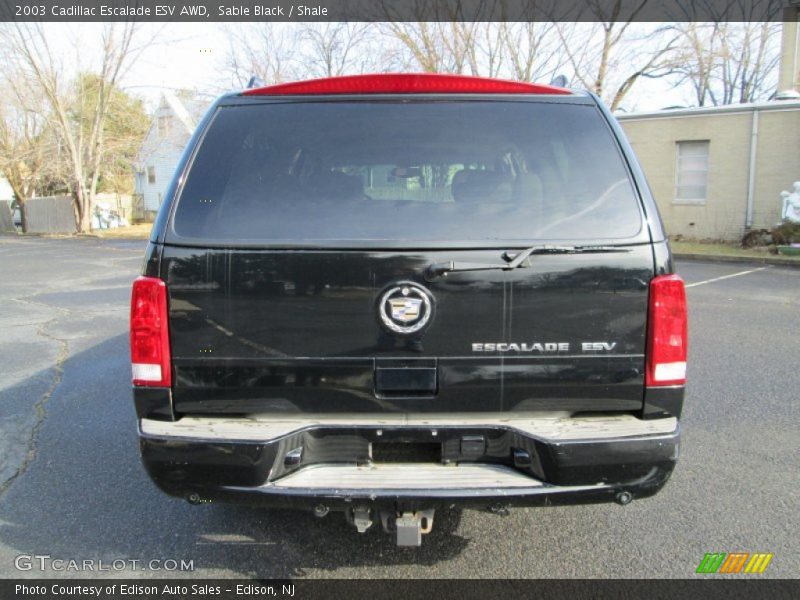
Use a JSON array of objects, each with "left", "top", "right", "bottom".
[
  {"left": 499, "top": 22, "right": 566, "bottom": 82},
  {"left": 298, "top": 23, "right": 386, "bottom": 78},
  {"left": 0, "top": 77, "right": 58, "bottom": 232},
  {"left": 670, "top": 22, "right": 722, "bottom": 106},
  {"left": 556, "top": 1, "right": 681, "bottom": 110},
  {"left": 1, "top": 23, "right": 147, "bottom": 232},
  {"left": 717, "top": 22, "right": 781, "bottom": 104},
  {"left": 670, "top": 21, "right": 781, "bottom": 106},
  {"left": 385, "top": 22, "right": 512, "bottom": 77},
  {"left": 222, "top": 23, "right": 299, "bottom": 88},
  {"left": 606, "top": 26, "right": 681, "bottom": 110},
  {"left": 384, "top": 22, "right": 461, "bottom": 73}
]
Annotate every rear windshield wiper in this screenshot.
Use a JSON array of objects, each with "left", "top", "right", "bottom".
[{"left": 425, "top": 245, "right": 631, "bottom": 281}]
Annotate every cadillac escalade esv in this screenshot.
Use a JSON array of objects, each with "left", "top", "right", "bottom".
[{"left": 131, "top": 74, "right": 687, "bottom": 546}]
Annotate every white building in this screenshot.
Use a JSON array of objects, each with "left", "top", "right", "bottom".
[
  {"left": 0, "top": 175, "right": 14, "bottom": 202},
  {"left": 134, "top": 92, "right": 210, "bottom": 217}
]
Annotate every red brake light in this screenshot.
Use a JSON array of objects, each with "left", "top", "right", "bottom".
[
  {"left": 646, "top": 274, "right": 688, "bottom": 387},
  {"left": 243, "top": 73, "right": 572, "bottom": 96},
  {"left": 130, "top": 276, "right": 171, "bottom": 387}
]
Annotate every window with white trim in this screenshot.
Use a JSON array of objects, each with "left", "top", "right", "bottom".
[{"left": 675, "top": 140, "right": 709, "bottom": 204}]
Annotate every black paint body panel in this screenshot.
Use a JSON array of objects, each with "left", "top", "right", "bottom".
[{"left": 159, "top": 245, "right": 654, "bottom": 415}]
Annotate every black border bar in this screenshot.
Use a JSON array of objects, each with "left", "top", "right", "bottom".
[
  {"left": 0, "top": 0, "right": 796, "bottom": 23},
  {"left": 3, "top": 579, "right": 800, "bottom": 600}
]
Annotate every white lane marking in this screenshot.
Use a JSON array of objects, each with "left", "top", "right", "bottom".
[{"left": 685, "top": 267, "right": 767, "bottom": 288}]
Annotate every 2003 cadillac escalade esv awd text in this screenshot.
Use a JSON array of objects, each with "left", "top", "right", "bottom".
[{"left": 130, "top": 74, "right": 687, "bottom": 546}]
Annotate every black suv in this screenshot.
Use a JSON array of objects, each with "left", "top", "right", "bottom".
[{"left": 130, "top": 74, "right": 687, "bottom": 546}]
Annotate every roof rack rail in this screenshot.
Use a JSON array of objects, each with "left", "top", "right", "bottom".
[{"left": 246, "top": 76, "right": 265, "bottom": 89}]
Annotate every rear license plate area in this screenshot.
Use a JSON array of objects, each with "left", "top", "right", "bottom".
[
  {"left": 371, "top": 442, "right": 442, "bottom": 463},
  {"left": 374, "top": 361, "right": 437, "bottom": 397}
]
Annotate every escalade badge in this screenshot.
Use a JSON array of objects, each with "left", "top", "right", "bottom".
[{"left": 378, "top": 282, "right": 434, "bottom": 335}]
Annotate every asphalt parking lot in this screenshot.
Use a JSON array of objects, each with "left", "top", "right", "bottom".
[{"left": 0, "top": 236, "right": 797, "bottom": 579}]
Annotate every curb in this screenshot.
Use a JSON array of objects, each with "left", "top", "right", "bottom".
[{"left": 674, "top": 252, "right": 800, "bottom": 268}]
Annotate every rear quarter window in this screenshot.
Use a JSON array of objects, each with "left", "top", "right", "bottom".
[{"left": 171, "top": 100, "right": 643, "bottom": 245}]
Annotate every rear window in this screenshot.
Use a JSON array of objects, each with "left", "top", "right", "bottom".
[{"left": 172, "top": 101, "right": 642, "bottom": 244}]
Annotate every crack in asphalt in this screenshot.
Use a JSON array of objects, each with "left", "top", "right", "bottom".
[
  {"left": 0, "top": 299, "right": 71, "bottom": 498},
  {"left": 0, "top": 247, "right": 135, "bottom": 497}
]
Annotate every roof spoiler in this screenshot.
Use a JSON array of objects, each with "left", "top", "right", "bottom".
[{"left": 242, "top": 73, "right": 573, "bottom": 96}]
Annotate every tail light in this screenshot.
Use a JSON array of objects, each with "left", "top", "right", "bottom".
[
  {"left": 130, "top": 276, "right": 171, "bottom": 387},
  {"left": 646, "top": 274, "right": 688, "bottom": 387}
]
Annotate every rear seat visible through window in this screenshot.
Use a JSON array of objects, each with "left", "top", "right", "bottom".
[{"left": 172, "top": 101, "right": 643, "bottom": 243}]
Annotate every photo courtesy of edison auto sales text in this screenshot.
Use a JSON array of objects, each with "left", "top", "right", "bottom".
[{"left": 15, "top": 584, "right": 295, "bottom": 596}]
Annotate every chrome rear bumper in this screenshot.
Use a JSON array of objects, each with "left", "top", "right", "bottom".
[
  {"left": 138, "top": 412, "right": 679, "bottom": 509},
  {"left": 270, "top": 462, "right": 546, "bottom": 490},
  {"left": 140, "top": 412, "right": 677, "bottom": 442}
]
